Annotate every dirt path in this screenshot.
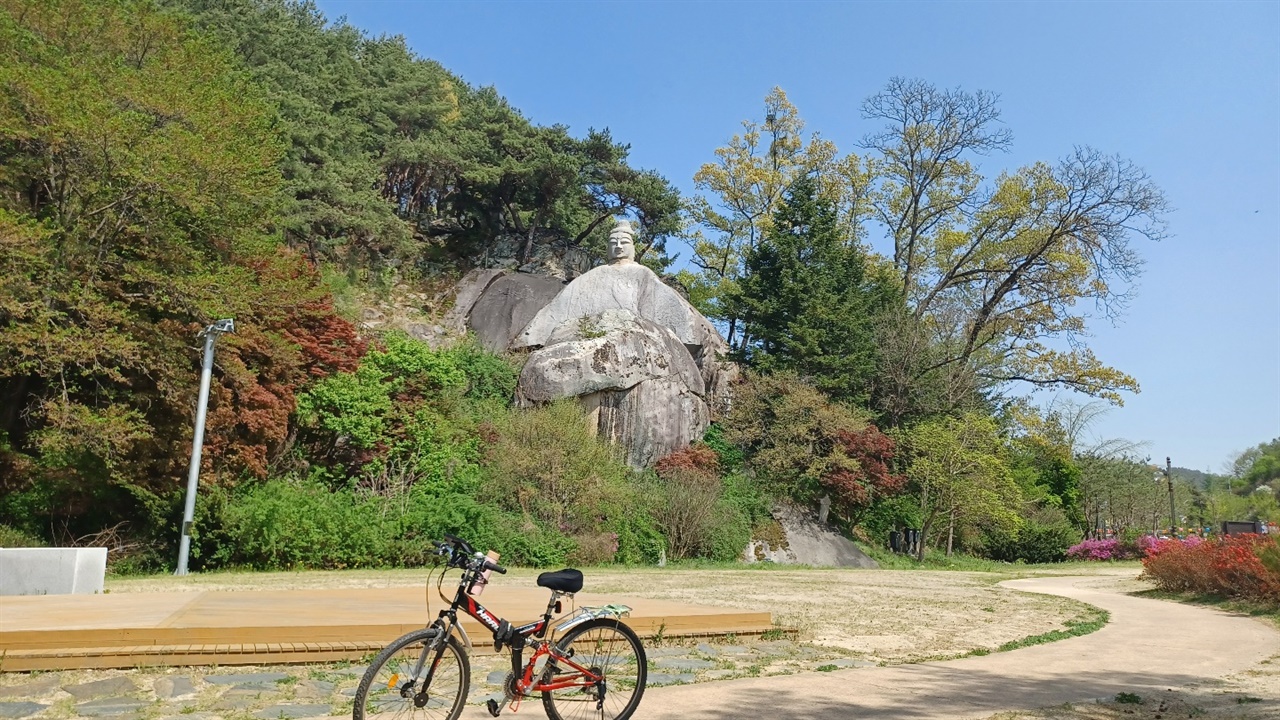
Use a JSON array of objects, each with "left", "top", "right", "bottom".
[{"left": 535, "top": 575, "right": 1280, "bottom": 720}]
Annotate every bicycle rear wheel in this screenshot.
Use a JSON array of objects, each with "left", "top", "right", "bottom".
[
  {"left": 353, "top": 628, "right": 469, "bottom": 720},
  {"left": 541, "top": 618, "right": 646, "bottom": 720}
]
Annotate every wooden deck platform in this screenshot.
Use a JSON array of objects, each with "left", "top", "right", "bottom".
[{"left": 0, "top": 586, "right": 772, "bottom": 671}]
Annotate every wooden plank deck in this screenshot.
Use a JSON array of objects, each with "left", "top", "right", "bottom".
[{"left": 0, "top": 587, "right": 772, "bottom": 671}]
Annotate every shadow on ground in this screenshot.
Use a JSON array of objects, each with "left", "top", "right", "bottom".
[{"left": 639, "top": 666, "right": 1214, "bottom": 719}]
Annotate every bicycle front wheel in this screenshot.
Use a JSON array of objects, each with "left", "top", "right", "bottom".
[
  {"left": 353, "top": 628, "right": 469, "bottom": 720},
  {"left": 542, "top": 618, "right": 647, "bottom": 720}
]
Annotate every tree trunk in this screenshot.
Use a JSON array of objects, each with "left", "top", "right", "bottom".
[
  {"left": 946, "top": 506, "right": 955, "bottom": 557},
  {"left": 917, "top": 508, "right": 937, "bottom": 562}
]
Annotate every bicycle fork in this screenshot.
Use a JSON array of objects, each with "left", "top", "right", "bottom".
[{"left": 403, "top": 623, "right": 454, "bottom": 708}]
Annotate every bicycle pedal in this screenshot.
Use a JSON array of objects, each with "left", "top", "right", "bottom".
[{"left": 486, "top": 698, "right": 501, "bottom": 717}]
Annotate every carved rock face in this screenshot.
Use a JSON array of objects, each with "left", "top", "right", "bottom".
[
  {"left": 452, "top": 252, "right": 734, "bottom": 468},
  {"left": 516, "top": 310, "right": 709, "bottom": 468},
  {"left": 512, "top": 263, "right": 714, "bottom": 350}
]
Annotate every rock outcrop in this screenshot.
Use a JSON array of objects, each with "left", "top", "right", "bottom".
[
  {"left": 745, "top": 504, "right": 879, "bottom": 568},
  {"left": 516, "top": 310, "right": 709, "bottom": 467},
  {"left": 444, "top": 221, "right": 735, "bottom": 467},
  {"left": 463, "top": 272, "right": 565, "bottom": 353}
]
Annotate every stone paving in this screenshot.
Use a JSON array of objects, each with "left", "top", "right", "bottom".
[{"left": 0, "top": 637, "right": 873, "bottom": 720}]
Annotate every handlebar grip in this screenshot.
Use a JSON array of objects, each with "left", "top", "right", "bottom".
[{"left": 485, "top": 559, "right": 507, "bottom": 574}]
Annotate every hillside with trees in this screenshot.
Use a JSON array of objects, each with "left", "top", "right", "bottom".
[{"left": 8, "top": 0, "right": 1260, "bottom": 573}]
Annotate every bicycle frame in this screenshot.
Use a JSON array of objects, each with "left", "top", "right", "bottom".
[{"left": 420, "top": 557, "right": 604, "bottom": 704}]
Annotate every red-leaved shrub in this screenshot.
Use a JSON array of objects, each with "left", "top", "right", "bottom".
[{"left": 1141, "top": 534, "right": 1280, "bottom": 603}]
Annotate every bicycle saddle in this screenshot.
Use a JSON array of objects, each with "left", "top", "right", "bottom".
[{"left": 536, "top": 568, "right": 583, "bottom": 593}]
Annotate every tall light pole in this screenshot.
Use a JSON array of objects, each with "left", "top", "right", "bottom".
[
  {"left": 175, "top": 319, "right": 234, "bottom": 576},
  {"left": 1160, "top": 456, "right": 1176, "bottom": 538}
]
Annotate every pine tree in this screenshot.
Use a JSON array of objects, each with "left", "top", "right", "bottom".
[{"left": 731, "top": 176, "right": 896, "bottom": 405}]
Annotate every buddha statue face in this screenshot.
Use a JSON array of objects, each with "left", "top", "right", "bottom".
[{"left": 607, "top": 221, "right": 636, "bottom": 264}]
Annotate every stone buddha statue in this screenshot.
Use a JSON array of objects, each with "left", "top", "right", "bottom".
[
  {"left": 512, "top": 221, "right": 720, "bottom": 353},
  {"left": 510, "top": 220, "right": 733, "bottom": 467}
]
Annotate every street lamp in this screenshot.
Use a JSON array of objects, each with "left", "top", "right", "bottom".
[
  {"left": 1156, "top": 457, "right": 1176, "bottom": 539},
  {"left": 175, "top": 319, "right": 235, "bottom": 575}
]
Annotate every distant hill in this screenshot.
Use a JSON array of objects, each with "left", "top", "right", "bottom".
[{"left": 1172, "top": 467, "right": 1219, "bottom": 490}]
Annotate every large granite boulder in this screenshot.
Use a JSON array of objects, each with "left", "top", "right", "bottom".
[
  {"left": 444, "top": 221, "right": 735, "bottom": 467},
  {"left": 442, "top": 268, "right": 508, "bottom": 335},
  {"left": 513, "top": 262, "right": 718, "bottom": 351},
  {"left": 517, "top": 310, "right": 709, "bottom": 467},
  {"left": 465, "top": 273, "right": 565, "bottom": 353},
  {"left": 745, "top": 503, "right": 879, "bottom": 568},
  {"left": 511, "top": 249, "right": 734, "bottom": 418}
]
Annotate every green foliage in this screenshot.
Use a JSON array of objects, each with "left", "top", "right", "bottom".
[
  {"left": 1236, "top": 438, "right": 1280, "bottom": 494},
  {"left": 684, "top": 87, "right": 844, "bottom": 343},
  {"left": 296, "top": 366, "right": 395, "bottom": 450},
  {"left": 0, "top": 524, "right": 44, "bottom": 547},
  {"left": 199, "top": 473, "right": 570, "bottom": 569},
  {"left": 725, "top": 371, "right": 905, "bottom": 530},
  {"left": 731, "top": 175, "right": 897, "bottom": 404},
  {"left": 725, "top": 371, "right": 867, "bottom": 499},
  {"left": 211, "top": 476, "right": 389, "bottom": 569},
  {"left": 0, "top": 0, "right": 366, "bottom": 554},
  {"left": 701, "top": 424, "right": 745, "bottom": 473},
  {"left": 444, "top": 340, "right": 521, "bottom": 404},
  {"left": 857, "top": 494, "right": 923, "bottom": 545},
  {"left": 170, "top": 0, "right": 682, "bottom": 270},
  {"left": 898, "top": 412, "right": 1021, "bottom": 558},
  {"left": 478, "top": 400, "right": 667, "bottom": 564},
  {"left": 982, "top": 508, "right": 1080, "bottom": 564}
]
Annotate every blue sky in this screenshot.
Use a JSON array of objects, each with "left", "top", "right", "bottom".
[{"left": 316, "top": 0, "right": 1279, "bottom": 472}]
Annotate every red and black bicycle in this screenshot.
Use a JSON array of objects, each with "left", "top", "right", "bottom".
[{"left": 352, "top": 534, "right": 647, "bottom": 720}]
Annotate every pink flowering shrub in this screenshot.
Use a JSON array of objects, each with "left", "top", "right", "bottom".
[{"left": 1066, "top": 538, "right": 1144, "bottom": 561}]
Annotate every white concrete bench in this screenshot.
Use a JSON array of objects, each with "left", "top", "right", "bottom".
[{"left": 0, "top": 547, "right": 107, "bottom": 595}]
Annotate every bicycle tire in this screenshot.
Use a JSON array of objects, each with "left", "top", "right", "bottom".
[
  {"left": 541, "top": 618, "right": 647, "bottom": 720},
  {"left": 353, "top": 628, "right": 469, "bottom": 720}
]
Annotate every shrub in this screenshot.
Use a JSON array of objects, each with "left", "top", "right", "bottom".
[
  {"left": 1141, "top": 534, "right": 1280, "bottom": 602},
  {"left": 654, "top": 445, "right": 720, "bottom": 481},
  {"left": 480, "top": 400, "right": 632, "bottom": 538},
  {"left": 984, "top": 513, "right": 1079, "bottom": 564},
  {"left": 724, "top": 371, "right": 904, "bottom": 524},
  {"left": 1066, "top": 537, "right": 1149, "bottom": 561},
  {"left": 444, "top": 340, "right": 520, "bottom": 404},
  {"left": 210, "top": 476, "right": 389, "bottom": 569},
  {"left": 701, "top": 424, "right": 744, "bottom": 472},
  {"left": 0, "top": 525, "right": 45, "bottom": 548}
]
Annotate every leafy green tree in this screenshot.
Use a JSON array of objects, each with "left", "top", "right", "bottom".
[
  {"left": 171, "top": 0, "right": 683, "bottom": 271},
  {"left": 724, "top": 371, "right": 904, "bottom": 526},
  {"left": 0, "top": 0, "right": 362, "bottom": 551},
  {"left": 730, "top": 175, "right": 897, "bottom": 404},
  {"left": 1234, "top": 438, "right": 1280, "bottom": 494},
  {"left": 860, "top": 78, "right": 1167, "bottom": 409},
  {"left": 681, "top": 88, "right": 852, "bottom": 344},
  {"left": 898, "top": 413, "right": 1021, "bottom": 559}
]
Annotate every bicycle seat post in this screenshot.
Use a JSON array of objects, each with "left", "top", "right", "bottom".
[{"left": 538, "top": 589, "right": 568, "bottom": 639}]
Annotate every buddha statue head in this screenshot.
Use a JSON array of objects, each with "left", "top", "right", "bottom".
[{"left": 607, "top": 220, "right": 636, "bottom": 265}]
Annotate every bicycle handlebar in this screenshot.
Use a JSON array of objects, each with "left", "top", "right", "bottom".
[{"left": 436, "top": 535, "right": 505, "bottom": 573}]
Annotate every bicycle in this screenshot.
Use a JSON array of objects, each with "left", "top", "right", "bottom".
[{"left": 353, "top": 534, "right": 647, "bottom": 720}]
